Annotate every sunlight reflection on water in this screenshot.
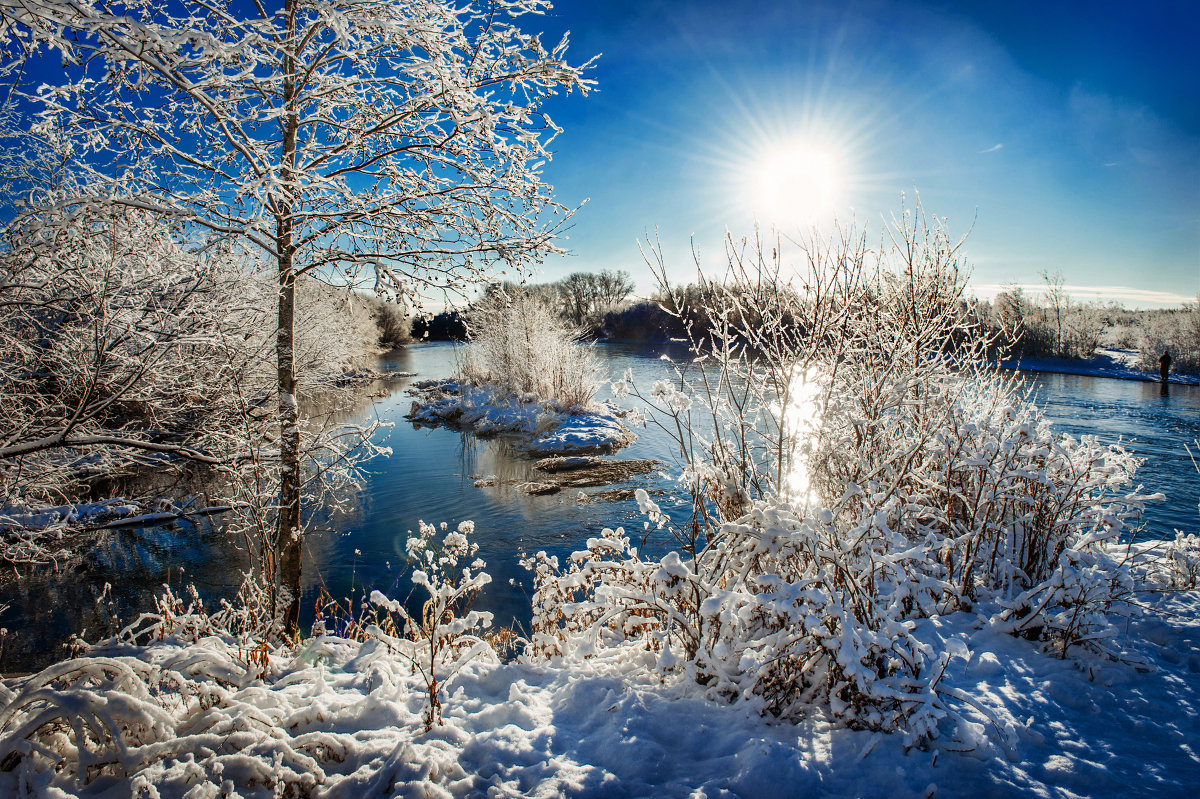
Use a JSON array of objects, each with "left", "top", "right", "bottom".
[{"left": 778, "top": 369, "right": 822, "bottom": 507}]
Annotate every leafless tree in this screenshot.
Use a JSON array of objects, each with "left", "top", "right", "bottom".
[
  {"left": 557, "top": 272, "right": 598, "bottom": 325},
  {"left": 1041, "top": 269, "right": 1066, "bottom": 355},
  {"left": 593, "top": 269, "right": 635, "bottom": 310},
  {"left": 1, "top": 0, "right": 593, "bottom": 634},
  {"left": 556, "top": 269, "right": 633, "bottom": 326}
]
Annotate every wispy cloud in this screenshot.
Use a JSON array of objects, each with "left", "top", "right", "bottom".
[
  {"left": 970, "top": 282, "right": 1197, "bottom": 308},
  {"left": 979, "top": 143, "right": 1003, "bottom": 154}
]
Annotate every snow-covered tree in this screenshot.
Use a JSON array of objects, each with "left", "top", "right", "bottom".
[
  {"left": 0, "top": 0, "right": 592, "bottom": 633},
  {"left": 0, "top": 203, "right": 265, "bottom": 503}
]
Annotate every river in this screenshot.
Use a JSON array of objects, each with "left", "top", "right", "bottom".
[{"left": 1, "top": 342, "right": 1197, "bottom": 672}]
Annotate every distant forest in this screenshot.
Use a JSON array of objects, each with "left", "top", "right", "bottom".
[{"left": 399, "top": 270, "right": 1200, "bottom": 376}]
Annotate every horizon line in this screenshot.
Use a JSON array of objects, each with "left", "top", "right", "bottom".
[{"left": 969, "top": 282, "right": 1197, "bottom": 309}]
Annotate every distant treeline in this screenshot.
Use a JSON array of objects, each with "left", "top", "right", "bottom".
[
  {"left": 410, "top": 310, "right": 468, "bottom": 341},
  {"left": 393, "top": 270, "right": 1200, "bottom": 377},
  {"left": 407, "top": 270, "right": 639, "bottom": 341},
  {"left": 976, "top": 274, "right": 1200, "bottom": 374}
]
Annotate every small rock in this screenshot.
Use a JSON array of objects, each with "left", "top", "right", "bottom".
[
  {"left": 534, "top": 456, "right": 604, "bottom": 473},
  {"left": 518, "top": 482, "right": 561, "bottom": 496}
]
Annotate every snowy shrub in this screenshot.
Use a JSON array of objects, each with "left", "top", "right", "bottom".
[
  {"left": 459, "top": 289, "right": 600, "bottom": 411},
  {"left": 408, "top": 288, "right": 633, "bottom": 454},
  {"left": 366, "top": 520, "right": 494, "bottom": 729},
  {"left": 81, "top": 573, "right": 292, "bottom": 687},
  {"left": 1153, "top": 533, "right": 1200, "bottom": 589},
  {"left": 0, "top": 637, "right": 337, "bottom": 794},
  {"left": 0, "top": 522, "right": 495, "bottom": 790},
  {"left": 0, "top": 197, "right": 391, "bottom": 595},
  {"left": 527, "top": 204, "right": 1152, "bottom": 746},
  {"left": 362, "top": 292, "right": 413, "bottom": 348},
  {"left": 526, "top": 513, "right": 953, "bottom": 743},
  {"left": 0, "top": 205, "right": 268, "bottom": 508},
  {"left": 983, "top": 277, "right": 1105, "bottom": 360}
]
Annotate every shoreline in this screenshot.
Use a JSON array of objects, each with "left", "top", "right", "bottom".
[
  {"left": 595, "top": 338, "right": 1200, "bottom": 386},
  {"left": 995, "top": 347, "right": 1200, "bottom": 387}
]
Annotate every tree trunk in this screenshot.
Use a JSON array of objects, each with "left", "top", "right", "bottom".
[
  {"left": 276, "top": 1, "right": 302, "bottom": 638},
  {"left": 276, "top": 250, "right": 301, "bottom": 637}
]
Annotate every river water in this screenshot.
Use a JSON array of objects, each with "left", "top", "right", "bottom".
[{"left": 2, "top": 342, "right": 1197, "bottom": 671}]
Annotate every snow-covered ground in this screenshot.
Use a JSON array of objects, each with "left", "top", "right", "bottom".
[
  {"left": 1, "top": 581, "right": 1196, "bottom": 798},
  {"left": 407, "top": 379, "right": 636, "bottom": 455},
  {"left": 4, "top": 353, "right": 1197, "bottom": 797},
  {"left": 999, "top": 347, "right": 1200, "bottom": 386}
]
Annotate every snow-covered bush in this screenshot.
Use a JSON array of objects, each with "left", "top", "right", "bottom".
[
  {"left": 1150, "top": 533, "right": 1200, "bottom": 589},
  {"left": 365, "top": 520, "right": 494, "bottom": 729},
  {"left": 0, "top": 205, "right": 265, "bottom": 507},
  {"left": 0, "top": 196, "right": 391, "bottom": 583},
  {"left": 527, "top": 205, "right": 1152, "bottom": 745},
  {"left": 0, "top": 520, "right": 494, "bottom": 790},
  {"left": 525, "top": 515, "right": 953, "bottom": 742},
  {"left": 0, "top": 633, "right": 339, "bottom": 794},
  {"left": 407, "top": 286, "right": 636, "bottom": 449},
  {"left": 406, "top": 288, "right": 630, "bottom": 454},
  {"left": 459, "top": 289, "right": 600, "bottom": 411}
]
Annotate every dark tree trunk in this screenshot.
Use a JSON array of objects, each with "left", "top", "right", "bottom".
[
  {"left": 276, "top": 250, "right": 301, "bottom": 637},
  {"left": 276, "top": 1, "right": 302, "bottom": 638}
]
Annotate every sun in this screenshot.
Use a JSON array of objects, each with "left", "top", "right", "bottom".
[{"left": 745, "top": 142, "right": 844, "bottom": 227}]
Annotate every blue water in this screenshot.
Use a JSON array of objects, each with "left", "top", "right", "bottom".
[
  {"left": 1016, "top": 371, "right": 1200, "bottom": 538},
  {"left": 1, "top": 342, "right": 1197, "bottom": 671},
  {"left": 301, "top": 340, "right": 692, "bottom": 641}
]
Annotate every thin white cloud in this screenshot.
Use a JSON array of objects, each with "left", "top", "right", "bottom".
[
  {"left": 979, "top": 143, "right": 1003, "bottom": 154},
  {"left": 970, "top": 282, "right": 1197, "bottom": 309}
]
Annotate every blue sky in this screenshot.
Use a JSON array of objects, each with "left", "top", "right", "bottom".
[{"left": 531, "top": 0, "right": 1200, "bottom": 306}]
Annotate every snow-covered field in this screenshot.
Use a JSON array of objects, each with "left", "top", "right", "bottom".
[{"left": 1, "top": 581, "right": 1196, "bottom": 798}]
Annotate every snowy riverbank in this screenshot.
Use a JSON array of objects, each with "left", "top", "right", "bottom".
[
  {"left": 998, "top": 347, "right": 1200, "bottom": 386},
  {"left": 1, "top": 571, "right": 1196, "bottom": 797},
  {"left": 4, "top": 344, "right": 1198, "bottom": 797},
  {"left": 407, "top": 378, "right": 636, "bottom": 455}
]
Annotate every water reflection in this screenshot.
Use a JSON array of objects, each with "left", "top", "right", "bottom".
[
  {"left": 2, "top": 342, "right": 1197, "bottom": 672},
  {"left": 779, "top": 370, "right": 823, "bottom": 506},
  {"left": 0, "top": 517, "right": 247, "bottom": 673},
  {"left": 456, "top": 435, "right": 544, "bottom": 498}
]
